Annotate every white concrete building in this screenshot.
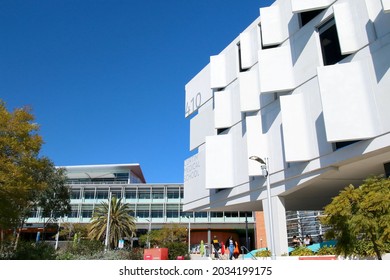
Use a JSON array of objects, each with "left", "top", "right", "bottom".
[{"left": 184, "top": 0, "right": 390, "bottom": 256}]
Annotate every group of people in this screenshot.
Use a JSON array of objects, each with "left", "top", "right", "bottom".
[
  {"left": 213, "top": 236, "right": 239, "bottom": 260},
  {"left": 292, "top": 234, "right": 313, "bottom": 247},
  {"left": 199, "top": 236, "right": 239, "bottom": 259}
]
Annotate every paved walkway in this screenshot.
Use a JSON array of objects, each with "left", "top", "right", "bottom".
[
  {"left": 190, "top": 254, "right": 211, "bottom": 260},
  {"left": 190, "top": 253, "right": 243, "bottom": 260}
]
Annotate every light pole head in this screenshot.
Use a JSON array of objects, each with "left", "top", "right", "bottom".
[
  {"left": 249, "top": 156, "right": 268, "bottom": 177},
  {"left": 249, "top": 156, "right": 266, "bottom": 165}
]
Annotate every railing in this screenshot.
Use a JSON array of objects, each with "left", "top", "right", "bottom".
[{"left": 240, "top": 245, "right": 257, "bottom": 260}]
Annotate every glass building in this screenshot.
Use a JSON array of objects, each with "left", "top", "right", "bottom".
[{"left": 25, "top": 163, "right": 255, "bottom": 249}]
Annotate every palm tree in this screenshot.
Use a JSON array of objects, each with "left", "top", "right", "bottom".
[{"left": 88, "top": 196, "right": 136, "bottom": 249}]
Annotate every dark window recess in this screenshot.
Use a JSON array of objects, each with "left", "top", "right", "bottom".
[
  {"left": 237, "top": 43, "right": 245, "bottom": 72},
  {"left": 318, "top": 17, "right": 348, "bottom": 65},
  {"left": 299, "top": 9, "right": 324, "bottom": 27},
  {"left": 217, "top": 127, "right": 229, "bottom": 134},
  {"left": 335, "top": 140, "right": 359, "bottom": 150},
  {"left": 384, "top": 162, "right": 390, "bottom": 178},
  {"left": 261, "top": 43, "right": 280, "bottom": 50}
]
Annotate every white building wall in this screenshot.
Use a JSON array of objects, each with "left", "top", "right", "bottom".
[{"left": 184, "top": 0, "right": 390, "bottom": 256}]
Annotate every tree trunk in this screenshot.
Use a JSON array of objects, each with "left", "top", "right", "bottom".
[
  {"left": 13, "top": 231, "right": 20, "bottom": 251},
  {"left": 371, "top": 237, "right": 382, "bottom": 260},
  {"left": 372, "top": 240, "right": 382, "bottom": 260},
  {"left": 0, "top": 229, "right": 3, "bottom": 250},
  {"left": 13, "top": 216, "right": 27, "bottom": 251}
]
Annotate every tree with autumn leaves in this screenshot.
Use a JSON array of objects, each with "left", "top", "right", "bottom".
[
  {"left": 321, "top": 176, "right": 390, "bottom": 260},
  {"left": 0, "top": 100, "right": 70, "bottom": 247}
]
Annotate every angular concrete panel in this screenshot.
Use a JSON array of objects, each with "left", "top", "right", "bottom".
[
  {"left": 239, "top": 66, "right": 260, "bottom": 112},
  {"left": 291, "top": 0, "right": 335, "bottom": 12},
  {"left": 317, "top": 61, "right": 381, "bottom": 142},
  {"left": 333, "top": 0, "right": 374, "bottom": 55},
  {"left": 190, "top": 100, "right": 215, "bottom": 151},
  {"left": 205, "top": 134, "right": 235, "bottom": 189},
  {"left": 240, "top": 26, "right": 259, "bottom": 69},
  {"left": 259, "top": 45, "right": 295, "bottom": 93},
  {"left": 185, "top": 64, "right": 213, "bottom": 118},
  {"left": 280, "top": 93, "right": 316, "bottom": 161}
]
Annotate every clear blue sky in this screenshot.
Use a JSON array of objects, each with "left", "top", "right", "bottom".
[{"left": 0, "top": 0, "right": 274, "bottom": 183}]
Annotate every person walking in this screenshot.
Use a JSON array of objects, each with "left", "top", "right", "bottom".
[
  {"left": 200, "top": 240, "right": 205, "bottom": 257},
  {"left": 221, "top": 242, "right": 225, "bottom": 258},
  {"left": 227, "top": 236, "right": 235, "bottom": 260},
  {"left": 233, "top": 241, "right": 240, "bottom": 259},
  {"left": 212, "top": 236, "right": 220, "bottom": 259}
]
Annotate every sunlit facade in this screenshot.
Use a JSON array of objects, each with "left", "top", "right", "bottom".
[{"left": 184, "top": 0, "right": 390, "bottom": 256}]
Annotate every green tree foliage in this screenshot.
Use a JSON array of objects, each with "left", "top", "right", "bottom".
[
  {"left": 0, "top": 101, "right": 44, "bottom": 229},
  {"left": 36, "top": 167, "right": 71, "bottom": 220},
  {"left": 88, "top": 196, "right": 136, "bottom": 249},
  {"left": 0, "top": 101, "right": 70, "bottom": 244},
  {"left": 59, "top": 223, "right": 89, "bottom": 240},
  {"left": 321, "top": 176, "right": 390, "bottom": 260},
  {"left": 139, "top": 223, "right": 187, "bottom": 247},
  {"left": 139, "top": 223, "right": 188, "bottom": 259}
]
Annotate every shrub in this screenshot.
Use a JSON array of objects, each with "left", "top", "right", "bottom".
[
  {"left": 0, "top": 242, "right": 16, "bottom": 260},
  {"left": 163, "top": 242, "right": 189, "bottom": 260},
  {"left": 290, "top": 246, "right": 314, "bottom": 256},
  {"left": 317, "top": 245, "right": 336, "bottom": 256},
  {"left": 255, "top": 249, "right": 271, "bottom": 258},
  {"left": 13, "top": 241, "right": 57, "bottom": 260},
  {"left": 57, "top": 239, "right": 104, "bottom": 259}
]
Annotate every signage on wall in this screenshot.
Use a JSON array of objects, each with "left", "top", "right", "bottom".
[
  {"left": 184, "top": 154, "right": 200, "bottom": 183},
  {"left": 185, "top": 92, "right": 202, "bottom": 118}
]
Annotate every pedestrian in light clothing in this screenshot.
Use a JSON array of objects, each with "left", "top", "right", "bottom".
[
  {"left": 200, "top": 240, "right": 205, "bottom": 257},
  {"left": 227, "top": 236, "right": 234, "bottom": 260}
]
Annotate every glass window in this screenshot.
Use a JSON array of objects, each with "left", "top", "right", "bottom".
[
  {"left": 210, "top": 212, "right": 223, "bottom": 218},
  {"left": 68, "top": 209, "right": 78, "bottom": 218},
  {"left": 81, "top": 209, "right": 93, "bottom": 218},
  {"left": 195, "top": 212, "right": 208, "bottom": 218},
  {"left": 167, "top": 189, "right": 180, "bottom": 199},
  {"left": 181, "top": 211, "right": 193, "bottom": 218},
  {"left": 111, "top": 189, "right": 122, "bottom": 199},
  {"left": 241, "top": 211, "right": 253, "bottom": 218},
  {"left": 152, "top": 188, "right": 164, "bottom": 199},
  {"left": 224, "top": 211, "right": 239, "bottom": 218},
  {"left": 167, "top": 209, "right": 179, "bottom": 218},
  {"left": 96, "top": 190, "right": 108, "bottom": 199},
  {"left": 29, "top": 209, "right": 38, "bottom": 218},
  {"left": 299, "top": 9, "right": 324, "bottom": 27},
  {"left": 136, "top": 204, "right": 149, "bottom": 218},
  {"left": 136, "top": 209, "right": 150, "bottom": 218},
  {"left": 125, "top": 190, "right": 137, "bottom": 199},
  {"left": 138, "top": 189, "right": 150, "bottom": 199},
  {"left": 70, "top": 189, "right": 81, "bottom": 199},
  {"left": 84, "top": 189, "right": 95, "bottom": 200},
  {"left": 318, "top": 17, "right": 348, "bottom": 65},
  {"left": 151, "top": 209, "right": 163, "bottom": 218},
  {"left": 151, "top": 204, "right": 163, "bottom": 218}
]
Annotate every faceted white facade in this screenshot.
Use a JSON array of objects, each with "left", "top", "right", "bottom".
[{"left": 184, "top": 0, "right": 390, "bottom": 255}]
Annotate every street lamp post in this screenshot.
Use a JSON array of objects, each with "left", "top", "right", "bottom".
[
  {"left": 146, "top": 219, "right": 152, "bottom": 249},
  {"left": 249, "top": 156, "right": 276, "bottom": 260},
  {"left": 245, "top": 212, "right": 249, "bottom": 251}
]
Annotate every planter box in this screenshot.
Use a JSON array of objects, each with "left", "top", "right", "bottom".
[
  {"left": 144, "top": 248, "right": 168, "bottom": 260},
  {"left": 299, "top": 255, "right": 337, "bottom": 260}
]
